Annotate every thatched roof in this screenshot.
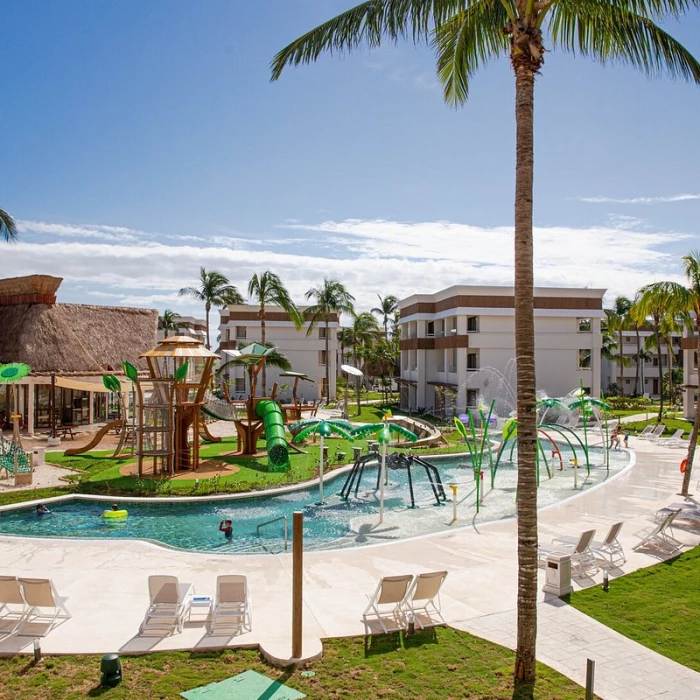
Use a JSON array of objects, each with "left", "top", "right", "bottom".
[{"left": 0, "top": 303, "right": 158, "bottom": 375}]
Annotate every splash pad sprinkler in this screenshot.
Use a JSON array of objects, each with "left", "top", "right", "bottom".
[
  {"left": 291, "top": 419, "right": 353, "bottom": 505},
  {"left": 351, "top": 412, "right": 418, "bottom": 524}
]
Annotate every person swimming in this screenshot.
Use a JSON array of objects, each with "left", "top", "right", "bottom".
[
  {"left": 219, "top": 519, "right": 233, "bottom": 539},
  {"left": 36, "top": 503, "right": 51, "bottom": 516}
]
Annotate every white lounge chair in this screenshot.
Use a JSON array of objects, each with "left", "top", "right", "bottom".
[
  {"left": 633, "top": 509, "right": 683, "bottom": 554},
  {"left": 209, "top": 575, "right": 251, "bottom": 635},
  {"left": 17, "top": 578, "right": 71, "bottom": 634},
  {"left": 639, "top": 424, "right": 665, "bottom": 440},
  {"left": 363, "top": 574, "right": 413, "bottom": 634},
  {"left": 655, "top": 429, "right": 684, "bottom": 446},
  {"left": 636, "top": 425, "right": 656, "bottom": 439},
  {"left": 666, "top": 434, "right": 690, "bottom": 450},
  {"left": 405, "top": 571, "right": 447, "bottom": 629},
  {"left": 539, "top": 529, "right": 599, "bottom": 577},
  {"left": 140, "top": 575, "right": 193, "bottom": 636},
  {"left": 553, "top": 522, "right": 625, "bottom": 568},
  {"left": 0, "top": 576, "right": 28, "bottom": 636}
]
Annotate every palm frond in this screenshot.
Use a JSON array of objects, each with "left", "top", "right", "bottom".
[
  {"left": 550, "top": 0, "right": 700, "bottom": 83},
  {"left": 0, "top": 208, "right": 18, "bottom": 242},
  {"left": 351, "top": 423, "right": 383, "bottom": 438},
  {"left": 271, "top": 0, "right": 470, "bottom": 80},
  {"left": 433, "top": 0, "right": 509, "bottom": 107}
]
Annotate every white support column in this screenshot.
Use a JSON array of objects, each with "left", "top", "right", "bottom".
[
  {"left": 88, "top": 391, "right": 95, "bottom": 425},
  {"left": 27, "top": 381, "right": 35, "bottom": 436}
]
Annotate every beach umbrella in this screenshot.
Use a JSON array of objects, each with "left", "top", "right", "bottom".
[
  {"left": 351, "top": 416, "right": 417, "bottom": 524},
  {"left": 0, "top": 363, "right": 31, "bottom": 453},
  {"left": 292, "top": 419, "right": 353, "bottom": 505}
]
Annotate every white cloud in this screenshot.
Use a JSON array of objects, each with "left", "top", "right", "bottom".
[
  {"left": 576, "top": 193, "right": 700, "bottom": 204},
  {"left": 2, "top": 217, "right": 693, "bottom": 316}
]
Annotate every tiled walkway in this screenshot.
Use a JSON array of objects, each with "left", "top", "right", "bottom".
[{"left": 0, "top": 424, "right": 699, "bottom": 697}]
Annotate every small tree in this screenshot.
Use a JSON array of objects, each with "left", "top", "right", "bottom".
[{"left": 158, "top": 309, "right": 184, "bottom": 338}]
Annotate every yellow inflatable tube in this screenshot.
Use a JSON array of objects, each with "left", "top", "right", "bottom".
[{"left": 103, "top": 509, "right": 128, "bottom": 519}]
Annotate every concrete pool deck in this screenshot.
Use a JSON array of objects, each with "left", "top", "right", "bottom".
[{"left": 0, "top": 430, "right": 698, "bottom": 698}]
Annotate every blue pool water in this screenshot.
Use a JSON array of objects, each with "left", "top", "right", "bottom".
[{"left": 0, "top": 447, "right": 630, "bottom": 554}]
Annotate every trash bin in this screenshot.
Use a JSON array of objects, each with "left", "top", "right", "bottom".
[
  {"left": 542, "top": 552, "right": 573, "bottom": 597},
  {"left": 32, "top": 447, "right": 46, "bottom": 467}
]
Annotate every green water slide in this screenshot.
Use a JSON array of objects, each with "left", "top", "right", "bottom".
[{"left": 256, "top": 400, "right": 290, "bottom": 471}]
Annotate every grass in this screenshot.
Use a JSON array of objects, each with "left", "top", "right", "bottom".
[
  {"left": 568, "top": 546, "right": 700, "bottom": 672},
  {"left": 620, "top": 416, "right": 695, "bottom": 440},
  {"left": 0, "top": 627, "right": 588, "bottom": 699}
]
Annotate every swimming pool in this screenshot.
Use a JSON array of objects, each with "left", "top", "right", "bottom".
[{"left": 0, "top": 447, "right": 631, "bottom": 554}]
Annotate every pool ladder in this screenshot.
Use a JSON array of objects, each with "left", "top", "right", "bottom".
[{"left": 255, "top": 515, "right": 288, "bottom": 551}]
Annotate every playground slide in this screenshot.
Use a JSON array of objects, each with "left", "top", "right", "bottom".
[
  {"left": 256, "top": 400, "right": 290, "bottom": 471},
  {"left": 64, "top": 419, "right": 124, "bottom": 457}
]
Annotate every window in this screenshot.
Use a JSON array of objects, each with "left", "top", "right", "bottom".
[
  {"left": 235, "top": 326, "right": 247, "bottom": 339},
  {"left": 320, "top": 377, "right": 329, "bottom": 397},
  {"left": 426, "top": 321, "right": 435, "bottom": 337},
  {"left": 410, "top": 350, "right": 417, "bottom": 371},
  {"left": 578, "top": 318, "right": 591, "bottom": 333},
  {"left": 466, "top": 389, "right": 479, "bottom": 408},
  {"left": 625, "top": 379, "right": 631, "bottom": 385},
  {"left": 467, "top": 316, "right": 479, "bottom": 332},
  {"left": 234, "top": 377, "right": 246, "bottom": 394},
  {"left": 402, "top": 352, "right": 409, "bottom": 370},
  {"left": 578, "top": 349, "right": 592, "bottom": 370},
  {"left": 318, "top": 350, "right": 327, "bottom": 366},
  {"left": 467, "top": 352, "right": 478, "bottom": 371},
  {"left": 318, "top": 327, "right": 327, "bottom": 339}
]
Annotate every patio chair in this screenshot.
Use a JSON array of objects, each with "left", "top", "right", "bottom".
[
  {"left": 654, "top": 428, "right": 684, "bottom": 445},
  {"left": 633, "top": 509, "right": 683, "bottom": 554},
  {"left": 0, "top": 576, "right": 28, "bottom": 636},
  {"left": 639, "top": 424, "right": 665, "bottom": 440},
  {"left": 666, "top": 434, "right": 690, "bottom": 450},
  {"left": 538, "top": 529, "right": 599, "bottom": 577},
  {"left": 405, "top": 571, "right": 448, "bottom": 629},
  {"left": 16, "top": 578, "right": 70, "bottom": 634},
  {"left": 553, "top": 522, "right": 625, "bottom": 568},
  {"left": 209, "top": 575, "right": 251, "bottom": 635},
  {"left": 636, "top": 425, "right": 656, "bottom": 439},
  {"left": 140, "top": 575, "right": 193, "bottom": 636},
  {"left": 363, "top": 574, "right": 414, "bottom": 634}
]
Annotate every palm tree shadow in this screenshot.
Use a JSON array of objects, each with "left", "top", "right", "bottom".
[{"left": 347, "top": 522, "right": 400, "bottom": 544}]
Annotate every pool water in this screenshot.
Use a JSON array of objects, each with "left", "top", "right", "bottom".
[{"left": 0, "top": 447, "right": 630, "bottom": 554}]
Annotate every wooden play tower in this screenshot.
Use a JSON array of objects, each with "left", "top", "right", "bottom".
[{"left": 134, "top": 336, "right": 217, "bottom": 477}]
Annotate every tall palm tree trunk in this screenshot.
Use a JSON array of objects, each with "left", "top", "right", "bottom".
[
  {"left": 205, "top": 302, "right": 211, "bottom": 350},
  {"left": 666, "top": 339, "right": 674, "bottom": 408},
  {"left": 634, "top": 327, "right": 641, "bottom": 395},
  {"left": 513, "top": 67, "right": 538, "bottom": 683},
  {"left": 618, "top": 329, "right": 624, "bottom": 390},
  {"left": 325, "top": 317, "right": 330, "bottom": 401},
  {"left": 261, "top": 311, "right": 267, "bottom": 396},
  {"left": 654, "top": 318, "right": 664, "bottom": 420},
  {"left": 681, "top": 329, "right": 700, "bottom": 495}
]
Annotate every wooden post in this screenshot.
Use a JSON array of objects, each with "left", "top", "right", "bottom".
[{"left": 292, "top": 510, "right": 303, "bottom": 659}]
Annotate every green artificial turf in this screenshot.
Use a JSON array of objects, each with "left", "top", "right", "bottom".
[
  {"left": 568, "top": 546, "right": 700, "bottom": 672},
  {"left": 0, "top": 628, "right": 589, "bottom": 700}
]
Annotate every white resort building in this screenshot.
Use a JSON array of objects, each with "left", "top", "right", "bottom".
[
  {"left": 397, "top": 285, "right": 605, "bottom": 416},
  {"left": 157, "top": 315, "right": 207, "bottom": 343},
  {"left": 218, "top": 305, "right": 340, "bottom": 401}
]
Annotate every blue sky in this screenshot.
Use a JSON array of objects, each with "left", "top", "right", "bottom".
[{"left": 2, "top": 0, "right": 699, "bottom": 321}]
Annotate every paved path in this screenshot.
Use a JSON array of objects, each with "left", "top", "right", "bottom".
[{"left": 0, "top": 430, "right": 699, "bottom": 697}]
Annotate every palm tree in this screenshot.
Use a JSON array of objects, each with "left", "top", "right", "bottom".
[
  {"left": 271, "top": 1, "right": 700, "bottom": 684},
  {"left": 305, "top": 279, "right": 355, "bottom": 401},
  {"left": 158, "top": 309, "right": 184, "bottom": 338},
  {"left": 179, "top": 268, "right": 243, "bottom": 349},
  {"left": 635, "top": 284, "right": 676, "bottom": 421},
  {"left": 217, "top": 341, "right": 292, "bottom": 397},
  {"left": 605, "top": 296, "right": 632, "bottom": 391},
  {"left": 348, "top": 311, "right": 381, "bottom": 412},
  {"left": 248, "top": 271, "right": 302, "bottom": 396},
  {"left": 0, "top": 208, "right": 17, "bottom": 242},
  {"left": 371, "top": 294, "right": 399, "bottom": 340},
  {"left": 636, "top": 252, "right": 700, "bottom": 496}
]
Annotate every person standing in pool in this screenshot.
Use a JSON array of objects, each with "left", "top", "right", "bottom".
[
  {"left": 36, "top": 503, "right": 51, "bottom": 515},
  {"left": 219, "top": 519, "right": 233, "bottom": 539}
]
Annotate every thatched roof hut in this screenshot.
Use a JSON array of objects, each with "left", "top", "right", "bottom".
[{"left": 0, "top": 274, "right": 158, "bottom": 375}]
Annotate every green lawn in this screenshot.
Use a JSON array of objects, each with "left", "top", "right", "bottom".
[
  {"left": 0, "top": 628, "right": 588, "bottom": 700},
  {"left": 621, "top": 416, "right": 695, "bottom": 440},
  {"left": 568, "top": 546, "right": 700, "bottom": 672}
]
